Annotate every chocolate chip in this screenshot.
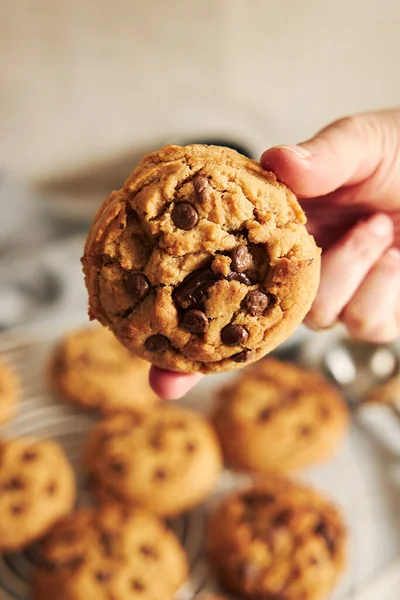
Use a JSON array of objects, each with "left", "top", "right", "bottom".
[
  {"left": 309, "top": 556, "right": 319, "bottom": 565},
  {"left": 182, "top": 309, "right": 208, "bottom": 334},
  {"left": 144, "top": 334, "right": 169, "bottom": 352},
  {"left": 258, "top": 407, "right": 273, "bottom": 422},
  {"left": 231, "top": 349, "right": 252, "bottom": 363},
  {"left": 46, "top": 481, "right": 57, "bottom": 495},
  {"left": 185, "top": 441, "right": 196, "bottom": 453},
  {"left": 100, "top": 531, "right": 115, "bottom": 557},
  {"left": 320, "top": 406, "right": 331, "bottom": 420},
  {"left": 314, "top": 520, "right": 337, "bottom": 555},
  {"left": 231, "top": 245, "right": 252, "bottom": 272},
  {"left": 228, "top": 271, "right": 251, "bottom": 285},
  {"left": 193, "top": 174, "right": 211, "bottom": 202},
  {"left": 299, "top": 425, "right": 312, "bottom": 437},
  {"left": 125, "top": 273, "right": 150, "bottom": 302},
  {"left": 10, "top": 504, "right": 25, "bottom": 515},
  {"left": 153, "top": 468, "right": 167, "bottom": 481},
  {"left": 95, "top": 570, "right": 111, "bottom": 583},
  {"left": 22, "top": 450, "right": 37, "bottom": 462},
  {"left": 242, "top": 492, "right": 275, "bottom": 507},
  {"left": 131, "top": 579, "right": 146, "bottom": 591},
  {"left": 171, "top": 202, "right": 199, "bottom": 230},
  {"left": 273, "top": 509, "right": 293, "bottom": 527},
  {"left": 3, "top": 477, "right": 25, "bottom": 491},
  {"left": 221, "top": 324, "right": 249, "bottom": 346},
  {"left": 140, "top": 544, "right": 158, "bottom": 559},
  {"left": 119, "top": 223, "right": 125, "bottom": 230},
  {"left": 149, "top": 434, "right": 164, "bottom": 450},
  {"left": 109, "top": 460, "right": 126, "bottom": 475},
  {"left": 173, "top": 267, "right": 220, "bottom": 309},
  {"left": 244, "top": 290, "right": 269, "bottom": 316}
]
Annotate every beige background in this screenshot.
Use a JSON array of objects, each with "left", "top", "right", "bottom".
[{"left": 1, "top": 0, "right": 399, "bottom": 181}]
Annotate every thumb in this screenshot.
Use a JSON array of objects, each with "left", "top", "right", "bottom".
[{"left": 260, "top": 111, "right": 397, "bottom": 198}]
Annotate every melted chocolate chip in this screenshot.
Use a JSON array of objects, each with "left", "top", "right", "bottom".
[
  {"left": 228, "top": 271, "right": 251, "bottom": 285},
  {"left": 193, "top": 174, "right": 211, "bottom": 202},
  {"left": 3, "top": 477, "right": 25, "bottom": 491},
  {"left": 273, "top": 509, "right": 294, "bottom": 527},
  {"left": 125, "top": 273, "right": 150, "bottom": 302},
  {"left": 314, "top": 520, "right": 337, "bottom": 555},
  {"left": 257, "top": 407, "right": 273, "bottom": 422},
  {"left": 185, "top": 441, "right": 196, "bottom": 453},
  {"left": 244, "top": 290, "right": 269, "bottom": 316},
  {"left": 171, "top": 202, "right": 199, "bottom": 230},
  {"left": 119, "top": 223, "right": 125, "bottom": 230},
  {"left": 231, "top": 349, "right": 252, "bottom": 363},
  {"left": 46, "top": 481, "right": 57, "bottom": 496},
  {"left": 182, "top": 309, "right": 208, "bottom": 334},
  {"left": 95, "top": 570, "right": 111, "bottom": 583},
  {"left": 132, "top": 579, "right": 146, "bottom": 591},
  {"left": 173, "top": 267, "right": 220, "bottom": 309},
  {"left": 231, "top": 245, "right": 252, "bottom": 272},
  {"left": 221, "top": 324, "right": 249, "bottom": 346},
  {"left": 153, "top": 468, "right": 167, "bottom": 481},
  {"left": 100, "top": 531, "right": 115, "bottom": 557},
  {"left": 109, "top": 460, "right": 127, "bottom": 475},
  {"left": 299, "top": 425, "right": 312, "bottom": 437},
  {"left": 10, "top": 504, "right": 25, "bottom": 515},
  {"left": 22, "top": 450, "right": 38, "bottom": 462},
  {"left": 149, "top": 434, "right": 164, "bottom": 450},
  {"left": 140, "top": 544, "right": 158, "bottom": 559},
  {"left": 144, "top": 334, "right": 169, "bottom": 352},
  {"left": 320, "top": 406, "right": 331, "bottom": 420},
  {"left": 242, "top": 493, "right": 275, "bottom": 507}
]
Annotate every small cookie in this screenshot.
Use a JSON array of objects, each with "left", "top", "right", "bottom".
[
  {"left": 0, "top": 437, "right": 75, "bottom": 551},
  {"left": 365, "top": 374, "right": 400, "bottom": 406},
  {"left": 0, "top": 355, "right": 20, "bottom": 425},
  {"left": 50, "top": 326, "right": 159, "bottom": 413},
  {"left": 84, "top": 405, "right": 222, "bottom": 516},
  {"left": 32, "top": 504, "right": 188, "bottom": 600},
  {"left": 213, "top": 358, "right": 349, "bottom": 473},
  {"left": 82, "top": 144, "right": 321, "bottom": 374},
  {"left": 207, "top": 476, "right": 347, "bottom": 600}
]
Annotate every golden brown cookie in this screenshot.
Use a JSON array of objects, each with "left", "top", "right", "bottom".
[
  {"left": 82, "top": 144, "right": 321, "bottom": 374},
  {"left": 213, "top": 358, "right": 349, "bottom": 473},
  {"left": 32, "top": 504, "right": 188, "bottom": 600},
  {"left": 84, "top": 405, "right": 222, "bottom": 516},
  {"left": 49, "top": 326, "right": 159, "bottom": 413},
  {"left": 0, "top": 355, "right": 20, "bottom": 425},
  {"left": 207, "top": 476, "right": 347, "bottom": 600},
  {"left": 0, "top": 437, "right": 76, "bottom": 551}
]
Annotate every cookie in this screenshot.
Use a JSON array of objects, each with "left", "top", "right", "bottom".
[
  {"left": 365, "top": 374, "right": 400, "bottom": 406},
  {"left": 0, "top": 355, "right": 20, "bottom": 425},
  {"left": 213, "top": 358, "right": 349, "bottom": 473},
  {"left": 49, "top": 326, "right": 159, "bottom": 413},
  {"left": 207, "top": 476, "right": 347, "bottom": 600},
  {"left": 0, "top": 437, "right": 76, "bottom": 551},
  {"left": 84, "top": 405, "right": 222, "bottom": 516},
  {"left": 32, "top": 504, "right": 188, "bottom": 600},
  {"left": 82, "top": 144, "right": 321, "bottom": 374}
]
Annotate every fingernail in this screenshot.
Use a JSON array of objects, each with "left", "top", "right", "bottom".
[
  {"left": 367, "top": 214, "right": 394, "bottom": 237},
  {"left": 275, "top": 144, "right": 312, "bottom": 158},
  {"left": 385, "top": 247, "right": 400, "bottom": 264}
]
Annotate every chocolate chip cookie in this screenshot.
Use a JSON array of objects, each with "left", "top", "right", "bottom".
[
  {"left": 82, "top": 144, "right": 321, "bottom": 374},
  {"left": 0, "top": 437, "right": 76, "bottom": 551},
  {"left": 213, "top": 358, "right": 349, "bottom": 473},
  {"left": 84, "top": 405, "right": 222, "bottom": 516},
  {"left": 49, "top": 326, "right": 158, "bottom": 413},
  {"left": 0, "top": 355, "right": 20, "bottom": 425},
  {"left": 32, "top": 504, "right": 188, "bottom": 600},
  {"left": 207, "top": 476, "right": 347, "bottom": 600}
]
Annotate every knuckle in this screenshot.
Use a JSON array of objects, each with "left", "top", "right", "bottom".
[{"left": 343, "top": 309, "right": 398, "bottom": 343}]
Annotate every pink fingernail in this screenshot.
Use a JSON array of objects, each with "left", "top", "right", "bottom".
[
  {"left": 274, "top": 144, "right": 312, "bottom": 158},
  {"left": 367, "top": 214, "right": 394, "bottom": 237}
]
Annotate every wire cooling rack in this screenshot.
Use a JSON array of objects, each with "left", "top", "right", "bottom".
[{"left": 1, "top": 328, "right": 400, "bottom": 600}]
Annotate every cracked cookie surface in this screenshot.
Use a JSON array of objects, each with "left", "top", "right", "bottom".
[
  {"left": 84, "top": 405, "right": 222, "bottom": 516},
  {"left": 213, "top": 358, "right": 349, "bottom": 473},
  {"left": 0, "top": 437, "right": 75, "bottom": 551},
  {"left": 0, "top": 355, "right": 19, "bottom": 425},
  {"left": 82, "top": 144, "right": 321, "bottom": 373},
  {"left": 207, "top": 476, "right": 346, "bottom": 600},
  {"left": 32, "top": 504, "right": 188, "bottom": 600},
  {"left": 49, "top": 326, "right": 158, "bottom": 413}
]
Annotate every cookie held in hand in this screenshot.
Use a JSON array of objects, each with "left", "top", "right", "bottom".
[{"left": 82, "top": 144, "right": 321, "bottom": 374}]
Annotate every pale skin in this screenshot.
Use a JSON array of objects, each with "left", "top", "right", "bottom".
[{"left": 150, "top": 108, "right": 400, "bottom": 399}]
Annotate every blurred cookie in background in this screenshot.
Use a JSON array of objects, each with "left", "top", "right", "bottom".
[
  {"left": 0, "top": 355, "right": 20, "bottom": 425},
  {"left": 212, "top": 358, "right": 349, "bottom": 473},
  {"left": 32, "top": 504, "right": 188, "bottom": 600},
  {"left": 207, "top": 475, "right": 347, "bottom": 600},
  {"left": 0, "top": 437, "right": 75, "bottom": 551},
  {"left": 84, "top": 405, "right": 222, "bottom": 517},
  {"left": 49, "top": 326, "right": 159, "bottom": 414},
  {"left": 365, "top": 374, "right": 400, "bottom": 406}
]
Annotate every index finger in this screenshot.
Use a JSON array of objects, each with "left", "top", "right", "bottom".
[{"left": 149, "top": 366, "right": 204, "bottom": 400}]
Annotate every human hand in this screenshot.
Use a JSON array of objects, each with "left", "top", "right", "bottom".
[{"left": 151, "top": 109, "right": 400, "bottom": 399}]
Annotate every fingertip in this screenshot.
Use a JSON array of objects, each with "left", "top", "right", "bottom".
[
  {"left": 260, "top": 145, "right": 318, "bottom": 197},
  {"left": 149, "top": 366, "right": 203, "bottom": 400}
]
